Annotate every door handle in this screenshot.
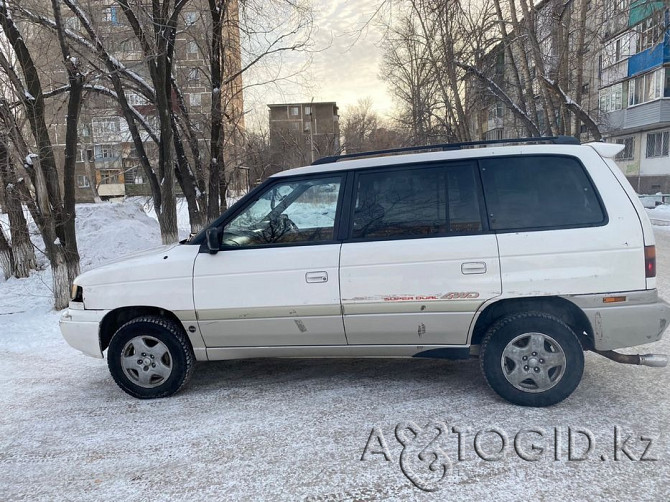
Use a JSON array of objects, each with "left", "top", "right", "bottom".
[
  {"left": 461, "top": 262, "right": 487, "bottom": 275},
  {"left": 306, "top": 271, "right": 328, "bottom": 283}
]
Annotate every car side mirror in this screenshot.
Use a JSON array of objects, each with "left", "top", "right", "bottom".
[{"left": 205, "top": 228, "right": 220, "bottom": 254}]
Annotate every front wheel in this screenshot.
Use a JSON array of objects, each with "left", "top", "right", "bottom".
[
  {"left": 107, "top": 316, "right": 195, "bottom": 399},
  {"left": 480, "top": 312, "right": 584, "bottom": 407}
]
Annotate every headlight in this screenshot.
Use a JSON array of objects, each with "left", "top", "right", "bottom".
[{"left": 71, "top": 285, "right": 83, "bottom": 302}]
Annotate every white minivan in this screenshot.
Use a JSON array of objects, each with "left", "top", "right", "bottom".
[{"left": 60, "top": 137, "right": 670, "bottom": 406}]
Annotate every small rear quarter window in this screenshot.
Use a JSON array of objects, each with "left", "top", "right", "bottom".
[{"left": 479, "top": 155, "right": 605, "bottom": 231}]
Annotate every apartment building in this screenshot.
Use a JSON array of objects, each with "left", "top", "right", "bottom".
[
  {"left": 467, "top": 0, "right": 602, "bottom": 144},
  {"left": 467, "top": 0, "right": 669, "bottom": 194},
  {"left": 599, "top": 0, "right": 670, "bottom": 193},
  {"left": 29, "top": 0, "right": 244, "bottom": 202},
  {"left": 268, "top": 102, "right": 340, "bottom": 171}
]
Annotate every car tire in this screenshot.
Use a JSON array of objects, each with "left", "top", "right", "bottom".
[
  {"left": 107, "top": 315, "right": 195, "bottom": 399},
  {"left": 480, "top": 312, "right": 584, "bottom": 407}
]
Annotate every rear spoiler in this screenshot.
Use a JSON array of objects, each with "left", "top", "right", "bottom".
[{"left": 585, "top": 142, "right": 625, "bottom": 159}]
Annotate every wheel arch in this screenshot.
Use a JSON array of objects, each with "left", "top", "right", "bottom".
[
  {"left": 470, "top": 296, "right": 594, "bottom": 350},
  {"left": 100, "top": 306, "right": 187, "bottom": 353}
]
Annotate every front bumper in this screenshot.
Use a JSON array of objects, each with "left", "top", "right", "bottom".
[
  {"left": 566, "top": 290, "right": 670, "bottom": 350},
  {"left": 59, "top": 306, "right": 108, "bottom": 358}
]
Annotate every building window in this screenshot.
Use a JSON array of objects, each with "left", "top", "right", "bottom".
[
  {"left": 305, "top": 106, "right": 312, "bottom": 115},
  {"left": 488, "top": 103, "right": 504, "bottom": 121},
  {"left": 495, "top": 51, "right": 505, "bottom": 76},
  {"left": 190, "top": 93, "right": 202, "bottom": 107},
  {"left": 184, "top": 12, "right": 197, "bottom": 26},
  {"left": 92, "top": 118, "right": 120, "bottom": 136},
  {"left": 637, "top": 11, "right": 664, "bottom": 53},
  {"left": 186, "top": 41, "right": 198, "bottom": 59},
  {"left": 290, "top": 106, "right": 300, "bottom": 116},
  {"left": 79, "top": 149, "right": 94, "bottom": 162},
  {"left": 188, "top": 68, "right": 200, "bottom": 85},
  {"left": 602, "top": 33, "right": 633, "bottom": 68},
  {"left": 77, "top": 175, "right": 90, "bottom": 188},
  {"left": 615, "top": 137, "right": 635, "bottom": 160},
  {"left": 599, "top": 83, "right": 623, "bottom": 112},
  {"left": 125, "top": 167, "right": 144, "bottom": 185},
  {"left": 126, "top": 93, "right": 148, "bottom": 106},
  {"left": 102, "top": 7, "right": 119, "bottom": 24},
  {"left": 628, "top": 68, "right": 664, "bottom": 107},
  {"left": 99, "top": 169, "right": 120, "bottom": 184},
  {"left": 94, "top": 144, "right": 118, "bottom": 160},
  {"left": 646, "top": 131, "right": 670, "bottom": 158},
  {"left": 80, "top": 124, "right": 91, "bottom": 137},
  {"left": 303, "top": 121, "right": 311, "bottom": 131}
]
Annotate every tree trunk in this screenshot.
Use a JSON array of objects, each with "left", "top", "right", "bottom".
[
  {"left": 51, "top": 246, "right": 70, "bottom": 310},
  {"left": 0, "top": 133, "right": 36, "bottom": 277},
  {"left": 0, "top": 222, "right": 14, "bottom": 280},
  {"left": 172, "top": 117, "right": 205, "bottom": 233},
  {"left": 82, "top": 143, "right": 102, "bottom": 203}
]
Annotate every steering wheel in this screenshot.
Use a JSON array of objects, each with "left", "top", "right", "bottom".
[{"left": 283, "top": 215, "right": 299, "bottom": 232}]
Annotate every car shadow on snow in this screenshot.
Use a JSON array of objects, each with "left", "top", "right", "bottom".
[{"left": 187, "top": 357, "right": 485, "bottom": 397}]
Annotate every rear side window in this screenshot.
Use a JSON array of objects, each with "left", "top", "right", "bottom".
[
  {"left": 351, "top": 163, "right": 482, "bottom": 240},
  {"left": 479, "top": 156, "right": 605, "bottom": 231}
]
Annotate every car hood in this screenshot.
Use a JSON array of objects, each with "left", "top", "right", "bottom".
[{"left": 74, "top": 243, "right": 192, "bottom": 288}]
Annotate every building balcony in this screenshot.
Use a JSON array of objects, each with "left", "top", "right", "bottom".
[
  {"left": 97, "top": 184, "right": 125, "bottom": 198},
  {"left": 603, "top": 99, "right": 670, "bottom": 133},
  {"left": 627, "top": 42, "right": 668, "bottom": 77}
]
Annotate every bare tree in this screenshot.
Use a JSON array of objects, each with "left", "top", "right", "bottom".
[
  {"left": 380, "top": 0, "right": 604, "bottom": 142},
  {"left": 0, "top": 0, "right": 84, "bottom": 307}
]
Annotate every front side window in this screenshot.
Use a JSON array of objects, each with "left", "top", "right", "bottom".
[
  {"left": 480, "top": 156, "right": 605, "bottom": 231},
  {"left": 351, "top": 164, "right": 482, "bottom": 240},
  {"left": 222, "top": 176, "right": 342, "bottom": 247}
]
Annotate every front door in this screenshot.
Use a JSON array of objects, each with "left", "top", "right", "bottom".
[
  {"left": 193, "top": 174, "right": 346, "bottom": 347},
  {"left": 339, "top": 161, "right": 501, "bottom": 345}
]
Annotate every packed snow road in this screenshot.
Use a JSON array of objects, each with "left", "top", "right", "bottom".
[{"left": 1, "top": 204, "right": 670, "bottom": 500}]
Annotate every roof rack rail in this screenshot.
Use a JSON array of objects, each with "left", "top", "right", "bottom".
[{"left": 312, "top": 135, "right": 580, "bottom": 165}]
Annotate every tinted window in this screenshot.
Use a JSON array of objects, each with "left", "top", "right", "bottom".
[
  {"left": 223, "top": 176, "right": 341, "bottom": 247},
  {"left": 351, "top": 164, "right": 482, "bottom": 239},
  {"left": 479, "top": 156, "right": 605, "bottom": 231}
]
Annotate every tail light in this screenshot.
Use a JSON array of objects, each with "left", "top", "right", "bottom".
[{"left": 645, "top": 245, "right": 656, "bottom": 278}]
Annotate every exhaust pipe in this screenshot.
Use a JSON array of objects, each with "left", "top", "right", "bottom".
[{"left": 593, "top": 350, "right": 668, "bottom": 368}]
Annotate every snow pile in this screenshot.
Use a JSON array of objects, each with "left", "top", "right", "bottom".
[
  {"left": 0, "top": 201, "right": 163, "bottom": 319},
  {"left": 646, "top": 204, "right": 670, "bottom": 227},
  {"left": 76, "top": 200, "right": 162, "bottom": 271}
]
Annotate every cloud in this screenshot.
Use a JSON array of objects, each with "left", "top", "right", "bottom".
[{"left": 245, "top": 0, "right": 394, "bottom": 126}]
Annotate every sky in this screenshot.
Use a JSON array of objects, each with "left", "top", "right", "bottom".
[{"left": 244, "top": 0, "right": 395, "bottom": 128}]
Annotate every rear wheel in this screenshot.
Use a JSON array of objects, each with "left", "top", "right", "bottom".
[
  {"left": 480, "top": 312, "right": 584, "bottom": 407},
  {"left": 107, "top": 316, "right": 195, "bottom": 399}
]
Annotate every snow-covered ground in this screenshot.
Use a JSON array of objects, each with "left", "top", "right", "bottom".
[{"left": 1, "top": 201, "right": 670, "bottom": 500}]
